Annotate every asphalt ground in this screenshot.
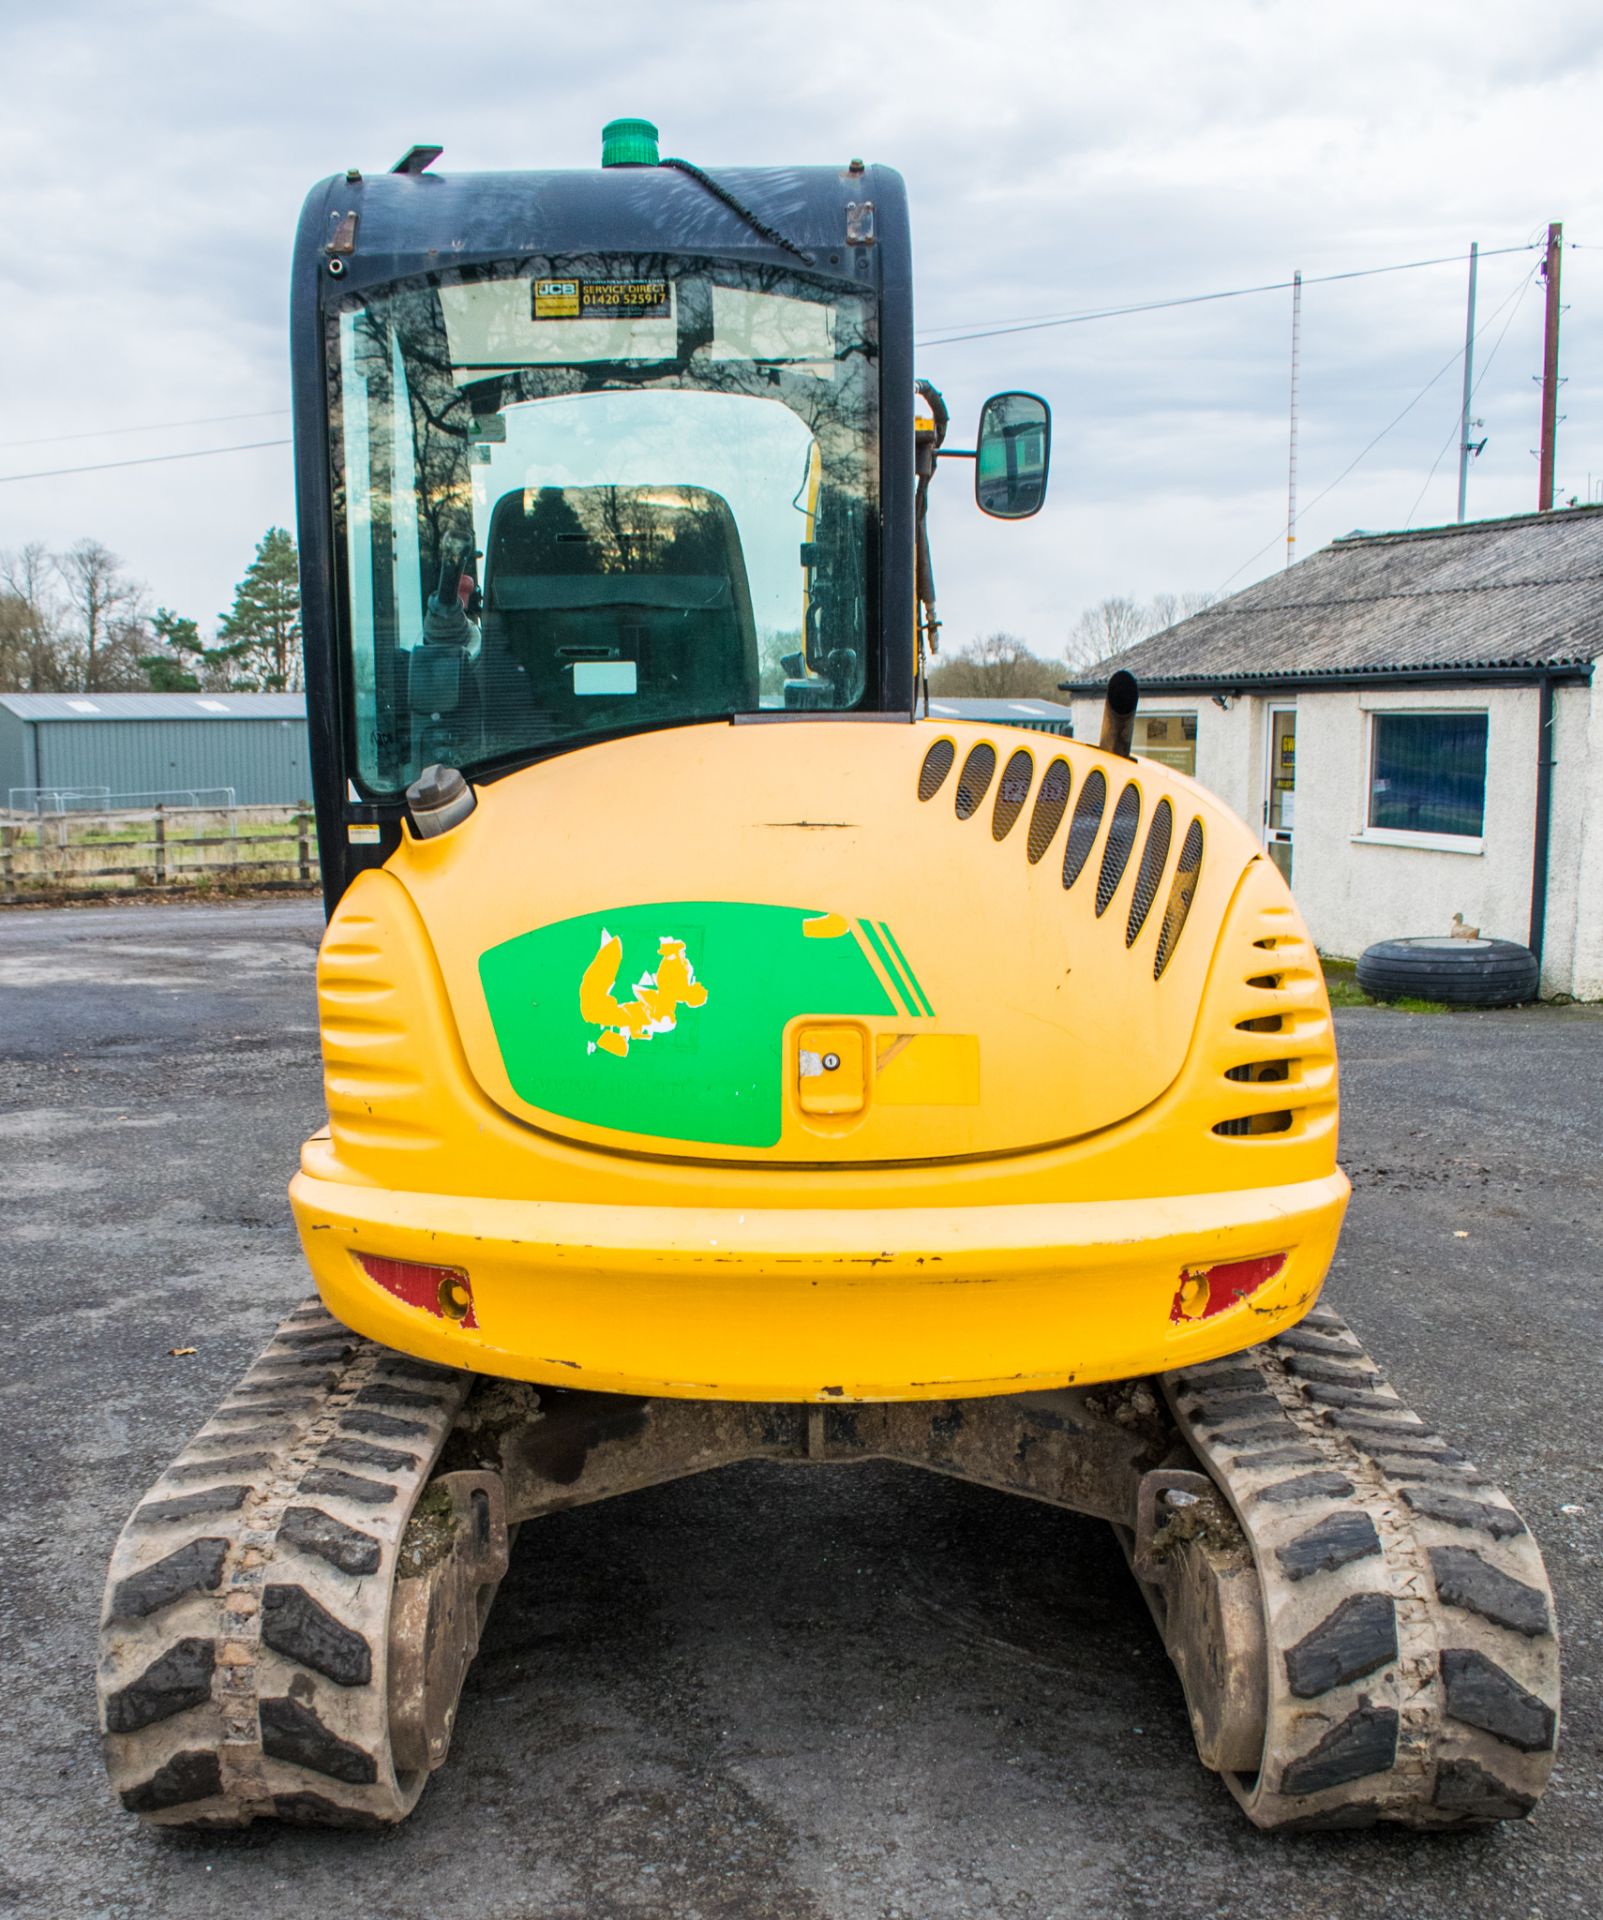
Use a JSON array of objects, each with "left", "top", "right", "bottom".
[{"left": 1, "top": 898, "right": 1598, "bottom": 1920}]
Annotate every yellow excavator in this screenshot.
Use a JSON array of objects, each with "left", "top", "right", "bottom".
[{"left": 98, "top": 122, "right": 1559, "bottom": 1832}]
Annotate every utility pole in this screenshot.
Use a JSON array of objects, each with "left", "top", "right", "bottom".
[
  {"left": 1286, "top": 270, "right": 1301, "bottom": 568},
  {"left": 1456, "top": 242, "right": 1479, "bottom": 522},
  {"left": 1538, "top": 222, "right": 1563, "bottom": 510}
]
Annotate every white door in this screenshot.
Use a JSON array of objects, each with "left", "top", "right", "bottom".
[{"left": 1264, "top": 707, "right": 1297, "bottom": 884}]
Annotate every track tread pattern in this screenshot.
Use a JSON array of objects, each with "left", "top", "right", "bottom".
[
  {"left": 99, "top": 1300, "right": 474, "bottom": 1829},
  {"left": 1163, "top": 1305, "right": 1560, "bottom": 1829}
]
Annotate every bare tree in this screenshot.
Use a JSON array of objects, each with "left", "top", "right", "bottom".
[
  {"left": 54, "top": 540, "right": 149, "bottom": 690},
  {"left": 927, "top": 631, "right": 1068, "bottom": 699},
  {"left": 0, "top": 543, "right": 73, "bottom": 691},
  {"left": 1065, "top": 596, "right": 1150, "bottom": 669},
  {"left": 1146, "top": 588, "right": 1217, "bottom": 632},
  {"left": 1066, "top": 590, "right": 1217, "bottom": 671}
]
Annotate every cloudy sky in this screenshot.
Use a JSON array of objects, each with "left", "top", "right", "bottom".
[{"left": 3, "top": 0, "right": 1599, "bottom": 663}]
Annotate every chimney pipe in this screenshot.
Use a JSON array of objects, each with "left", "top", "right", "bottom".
[{"left": 1099, "top": 670, "right": 1140, "bottom": 758}]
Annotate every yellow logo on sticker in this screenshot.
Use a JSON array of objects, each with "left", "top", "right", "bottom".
[
  {"left": 533, "top": 278, "right": 580, "bottom": 318},
  {"left": 579, "top": 932, "right": 708, "bottom": 1059}
]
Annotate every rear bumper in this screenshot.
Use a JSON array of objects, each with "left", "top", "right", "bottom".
[{"left": 289, "top": 1167, "right": 1350, "bottom": 1402}]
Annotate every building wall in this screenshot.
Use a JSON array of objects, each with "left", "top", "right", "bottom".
[
  {"left": 1069, "top": 690, "right": 1261, "bottom": 819},
  {"left": 0, "top": 706, "right": 35, "bottom": 804},
  {"left": 22, "top": 717, "right": 312, "bottom": 807},
  {"left": 1292, "top": 684, "right": 1540, "bottom": 966},
  {"left": 1070, "top": 681, "right": 1597, "bottom": 997},
  {"left": 1553, "top": 680, "right": 1603, "bottom": 1000}
]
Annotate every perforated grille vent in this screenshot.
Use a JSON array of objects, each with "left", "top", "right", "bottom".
[
  {"left": 1095, "top": 783, "right": 1143, "bottom": 916},
  {"left": 1061, "top": 768, "right": 1107, "bottom": 890},
  {"left": 991, "top": 748, "right": 1035, "bottom": 841},
  {"left": 1026, "top": 758, "right": 1071, "bottom": 864},
  {"left": 1126, "top": 798, "right": 1173, "bottom": 946},
  {"left": 1153, "top": 818, "right": 1205, "bottom": 979},
  {"left": 954, "top": 742, "right": 998, "bottom": 820},
  {"left": 917, "top": 737, "right": 956, "bottom": 801}
]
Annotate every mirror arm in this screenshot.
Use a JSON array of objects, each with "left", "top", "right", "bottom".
[{"left": 935, "top": 447, "right": 976, "bottom": 459}]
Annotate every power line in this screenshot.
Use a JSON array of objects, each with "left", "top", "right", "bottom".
[
  {"left": 0, "top": 407, "right": 290, "bottom": 453},
  {"left": 0, "top": 439, "right": 292, "bottom": 485},
  {"left": 1404, "top": 265, "right": 1538, "bottom": 527},
  {"left": 915, "top": 242, "right": 1541, "bottom": 349},
  {"left": 1213, "top": 261, "right": 1540, "bottom": 596}
]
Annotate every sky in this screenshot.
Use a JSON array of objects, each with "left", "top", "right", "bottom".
[{"left": 3, "top": 0, "right": 1601, "bottom": 666}]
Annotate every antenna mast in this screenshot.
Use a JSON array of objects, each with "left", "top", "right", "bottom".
[
  {"left": 1456, "top": 242, "right": 1479, "bottom": 522},
  {"left": 1538, "top": 222, "right": 1563, "bottom": 510},
  {"left": 1286, "top": 270, "right": 1301, "bottom": 569}
]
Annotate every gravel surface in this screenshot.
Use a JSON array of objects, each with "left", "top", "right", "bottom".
[{"left": 1, "top": 899, "right": 1598, "bottom": 1920}]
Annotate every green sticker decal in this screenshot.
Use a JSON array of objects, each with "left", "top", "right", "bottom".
[{"left": 478, "top": 902, "right": 899, "bottom": 1147}]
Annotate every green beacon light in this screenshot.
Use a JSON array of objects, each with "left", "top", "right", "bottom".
[{"left": 601, "top": 118, "right": 660, "bottom": 168}]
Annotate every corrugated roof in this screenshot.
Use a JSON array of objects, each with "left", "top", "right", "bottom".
[
  {"left": 0, "top": 692, "right": 307, "bottom": 722},
  {"left": 1065, "top": 506, "right": 1603, "bottom": 690}
]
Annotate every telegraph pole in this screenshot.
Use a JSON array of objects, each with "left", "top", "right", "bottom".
[
  {"left": 1538, "top": 222, "right": 1563, "bottom": 510},
  {"left": 1286, "top": 269, "right": 1301, "bottom": 568},
  {"left": 1456, "top": 242, "right": 1479, "bottom": 522}
]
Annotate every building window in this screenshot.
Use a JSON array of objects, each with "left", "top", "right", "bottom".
[
  {"left": 1133, "top": 712, "right": 1197, "bottom": 776},
  {"left": 1368, "top": 711, "right": 1487, "bottom": 838}
]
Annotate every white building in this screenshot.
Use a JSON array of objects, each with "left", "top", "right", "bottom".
[{"left": 1066, "top": 508, "right": 1603, "bottom": 999}]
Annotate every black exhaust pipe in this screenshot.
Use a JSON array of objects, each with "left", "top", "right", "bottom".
[{"left": 1099, "top": 670, "right": 1139, "bottom": 758}]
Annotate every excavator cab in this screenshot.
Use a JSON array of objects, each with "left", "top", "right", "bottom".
[
  {"left": 97, "top": 125, "right": 1559, "bottom": 1839},
  {"left": 300, "top": 168, "right": 908, "bottom": 870}
]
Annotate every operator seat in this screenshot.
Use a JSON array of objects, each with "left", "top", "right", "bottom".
[{"left": 477, "top": 483, "right": 760, "bottom": 741}]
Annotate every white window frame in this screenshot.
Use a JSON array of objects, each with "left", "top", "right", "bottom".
[{"left": 1351, "top": 706, "right": 1487, "bottom": 855}]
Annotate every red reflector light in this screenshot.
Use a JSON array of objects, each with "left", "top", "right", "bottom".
[
  {"left": 356, "top": 1254, "right": 477, "bottom": 1328},
  {"left": 1170, "top": 1253, "right": 1286, "bottom": 1325}
]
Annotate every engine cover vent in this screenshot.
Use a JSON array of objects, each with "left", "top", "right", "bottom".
[
  {"left": 1026, "top": 757, "right": 1071, "bottom": 864},
  {"left": 954, "top": 742, "right": 998, "bottom": 820},
  {"left": 1127, "top": 799, "right": 1173, "bottom": 946},
  {"left": 1095, "top": 781, "right": 1143, "bottom": 915},
  {"left": 917, "top": 737, "right": 956, "bottom": 801},
  {"left": 991, "top": 748, "right": 1035, "bottom": 841},
  {"left": 1062, "top": 768, "right": 1107, "bottom": 890},
  {"left": 1154, "top": 817, "right": 1205, "bottom": 979}
]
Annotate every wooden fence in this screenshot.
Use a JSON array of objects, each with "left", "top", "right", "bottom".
[{"left": 1, "top": 805, "right": 319, "bottom": 901}]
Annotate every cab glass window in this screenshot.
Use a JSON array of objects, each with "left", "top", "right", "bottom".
[{"left": 330, "top": 258, "right": 879, "bottom": 793}]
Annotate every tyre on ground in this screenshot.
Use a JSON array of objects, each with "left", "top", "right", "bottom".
[{"left": 1354, "top": 937, "right": 1539, "bottom": 1008}]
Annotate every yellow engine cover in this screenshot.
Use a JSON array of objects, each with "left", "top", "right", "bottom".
[
  {"left": 290, "top": 720, "right": 1348, "bottom": 1401},
  {"left": 396, "top": 723, "right": 1235, "bottom": 1160}
]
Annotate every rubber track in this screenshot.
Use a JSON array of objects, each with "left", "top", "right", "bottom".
[
  {"left": 1163, "top": 1304, "right": 1560, "bottom": 1828},
  {"left": 99, "top": 1299, "right": 473, "bottom": 1828}
]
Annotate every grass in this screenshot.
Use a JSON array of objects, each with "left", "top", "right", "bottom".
[
  {"left": 2, "top": 805, "right": 320, "bottom": 900},
  {"left": 68, "top": 815, "right": 314, "bottom": 847},
  {"left": 1321, "top": 955, "right": 1453, "bottom": 1014}
]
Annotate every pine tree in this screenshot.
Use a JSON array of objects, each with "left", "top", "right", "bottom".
[
  {"left": 216, "top": 529, "right": 302, "bottom": 690},
  {"left": 139, "top": 608, "right": 203, "bottom": 691}
]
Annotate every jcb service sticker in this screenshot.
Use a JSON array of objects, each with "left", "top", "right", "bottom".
[{"left": 532, "top": 277, "right": 670, "bottom": 320}]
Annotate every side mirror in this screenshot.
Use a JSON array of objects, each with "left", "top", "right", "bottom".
[{"left": 975, "top": 392, "right": 1051, "bottom": 519}]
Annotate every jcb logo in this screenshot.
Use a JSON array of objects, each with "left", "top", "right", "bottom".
[{"left": 533, "top": 279, "right": 580, "bottom": 318}]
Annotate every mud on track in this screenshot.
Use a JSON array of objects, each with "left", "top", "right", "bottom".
[{"left": 2, "top": 900, "right": 1599, "bottom": 1919}]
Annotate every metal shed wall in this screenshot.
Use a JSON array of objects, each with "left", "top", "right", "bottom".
[
  {"left": 21, "top": 716, "right": 311, "bottom": 806},
  {"left": 0, "top": 705, "right": 35, "bottom": 801}
]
